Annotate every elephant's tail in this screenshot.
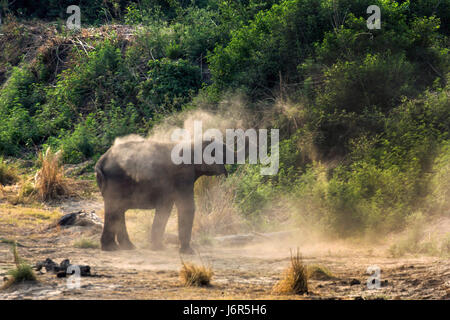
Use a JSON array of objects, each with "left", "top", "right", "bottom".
[{"left": 95, "top": 155, "right": 106, "bottom": 192}]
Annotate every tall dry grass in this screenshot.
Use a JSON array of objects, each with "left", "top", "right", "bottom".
[
  {"left": 193, "top": 174, "right": 243, "bottom": 239},
  {"left": 272, "top": 249, "right": 308, "bottom": 295},
  {"left": 35, "top": 148, "right": 70, "bottom": 201}
]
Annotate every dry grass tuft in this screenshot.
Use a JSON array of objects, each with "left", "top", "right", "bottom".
[
  {"left": 180, "top": 260, "right": 213, "bottom": 287},
  {"left": 1, "top": 243, "right": 37, "bottom": 290},
  {"left": 74, "top": 238, "right": 100, "bottom": 249},
  {"left": 307, "top": 265, "right": 335, "bottom": 280},
  {"left": 0, "top": 157, "right": 18, "bottom": 186},
  {"left": 35, "top": 148, "right": 70, "bottom": 201},
  {"left": 272, "top": 249, "right": 308, "bottom": 295}
]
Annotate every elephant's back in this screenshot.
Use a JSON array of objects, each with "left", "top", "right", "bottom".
[{"left": 105, "top": 140, "right": 176, "bottom": 183}]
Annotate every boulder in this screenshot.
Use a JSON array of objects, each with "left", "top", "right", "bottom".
[{"left": 57, "top": 210, "right": 103, "bottom": 230}]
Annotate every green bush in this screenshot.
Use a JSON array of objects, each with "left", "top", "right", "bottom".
[
  {"left": 138, "top": 58, "right": 202, "bottom": 114},
  {"left": 208, "top": 0, "right": 331, "bottom": 97},
  {"left": 8, "top": 0, "right": 105, "bottom": 24},
  {"left": 59, "top": 116, "right": 98, "bottom": 164},
  {"left": 317, "top": 53, "right": 416, "bottom": 114},
  {"left": 0, "top": 66, "right": 42, "bottom": 155}
]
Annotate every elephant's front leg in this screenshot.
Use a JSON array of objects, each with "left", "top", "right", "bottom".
[
  {"left": 175, "top": 191, "right": 195, "bottom": 254},
  {"left": 101, "top": 203, "right": 121, "bottom": 251},
  {"left": 150, "top": 201, "right": 173, "bottom": 250}
]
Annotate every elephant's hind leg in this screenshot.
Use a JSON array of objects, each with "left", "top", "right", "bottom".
[
  {"left": 150, "top": 201, "right": 173, "bottom": 251},
  {"left": 117, "top": 211, "right": 135, "bottom": 250}
]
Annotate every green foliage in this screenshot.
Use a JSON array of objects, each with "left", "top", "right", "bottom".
[
  {"left": 233, "top": 80, "right": 449, "bottom": 234},
  {"left": 138, "top": 58, "right": 202, "bottom": 113},
  {"left": 0, "top": 35, "right": 203, "bottom": 162},
  {"left": 0, "top": 66, "right": 44, "bottom": 155},
  {"left": 208, "top": 0, "right": 331, "bottom": 97},
  {"left": 233, "top": 135, "right": 301, "bottom": 219},
  {"left": 58, "top": 116, "right": 98, "bottom": 164},
  {"left": 318, "top": 53, "right": 416, "bottom": 114},
  {"left": 8, "top": 0, "right": 108, "bottom": 24},
  {"left": 409, "top": 0, "right": 450, "bottom": 36},
  {"left": 6, "top": 263, "right": 36, "bottom": 286},
  {"left": 124, "top": 1, "right": 165, "bottom": 25},
  {"left": 172, "top": 7, "right": 222, "bottom": 61}
]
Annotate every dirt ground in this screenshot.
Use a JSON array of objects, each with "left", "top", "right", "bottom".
[{"left": 0, "top": 196, "right": 449, "bottom": 300}]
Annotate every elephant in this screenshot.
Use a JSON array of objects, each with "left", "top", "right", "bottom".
[{"left": 95, "top": 136, "right": 228, "bottom": 253}]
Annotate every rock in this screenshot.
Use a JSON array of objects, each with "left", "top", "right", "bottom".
[
  {"left": 35, "top": 258, "right": 60, "bottom": 272},
  {"left": 57, "top": 210, "right": 103, "bottom": 230},
  {"left": 60, "top": 259, "right": 71, "bottom": 270},
  {"left": 350, "top": 279, "right": 361, "bottom": 286},
  {"left": 35, "top": 258, "right": 91, "bottom": 277},
  {"left": 56, "top": 271, "right": 67, "bottom": 278}
]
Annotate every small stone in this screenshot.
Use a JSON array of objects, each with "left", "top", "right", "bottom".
[
  {"left": 60, "top": 259, "right": 71, "bottom": 270},
  {"left": 56, "top": 271, "right": 67, "bottom": 278}
]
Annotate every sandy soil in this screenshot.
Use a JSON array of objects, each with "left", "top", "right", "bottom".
[{"left": 0, "top": 197, "right": 449, "bottom": 300}]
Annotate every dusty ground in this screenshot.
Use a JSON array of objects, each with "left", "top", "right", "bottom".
[{"left": 0, "top": 196, "right": 449, "bottom": 300}]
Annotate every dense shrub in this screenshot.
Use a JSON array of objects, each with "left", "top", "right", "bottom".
[
  {"left": 0, "top": 66, "right": 42, "bottom": 155},
  {"left": 208, "top": 0, "right": 331, "bottom": 97},
  {"left": 138, "top": 58, "right": 202, "bottom": 113}
]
